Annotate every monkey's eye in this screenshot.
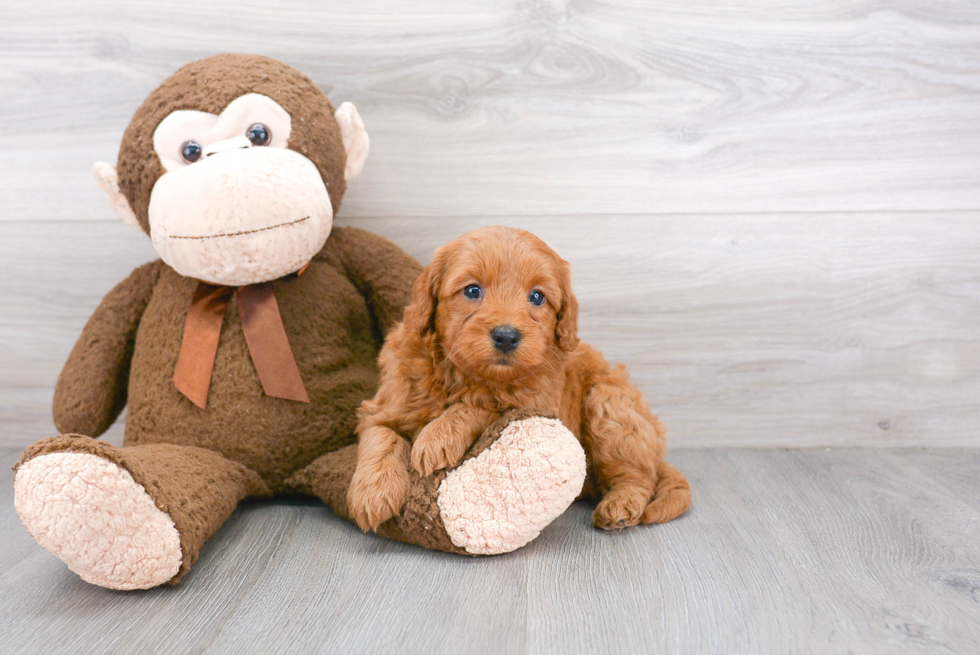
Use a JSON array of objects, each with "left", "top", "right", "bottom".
[
  {"left": 247, "top": 123, "right": 271, "bottom": 146},
  {"left": 463, "top": 284, "right": 483, "bottom": 300},
  {"left": 180, "top": 141, "right": 202, "bottom": 163},
  {"left": 529, "top": 289, "right": 546, "bottom": 306}
]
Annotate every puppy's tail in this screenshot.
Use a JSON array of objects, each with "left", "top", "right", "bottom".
[{"left": 641, "top": 461, "right": 691, "bottom": 524}]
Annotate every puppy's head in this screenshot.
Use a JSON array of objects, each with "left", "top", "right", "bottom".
[{"left": 404, "top": 226, "right": 579, "bottom": 383}]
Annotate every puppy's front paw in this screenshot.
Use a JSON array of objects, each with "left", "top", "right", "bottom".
[
  {"left": 411, "top": 422, "right": 466, "bottom": 477},
  {"left": 593, "top": 487, "right": 649, "bottom": 531},
  {"left": 347, "top": 460, "right": 411, "bottom": 532}
]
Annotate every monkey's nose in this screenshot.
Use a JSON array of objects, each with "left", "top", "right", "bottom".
[
  {"left": 491, "top": 326, "right": 522, "bottom": 353},
  {"left": 203, "top": 136, "right": 252, "bottom": 158}
]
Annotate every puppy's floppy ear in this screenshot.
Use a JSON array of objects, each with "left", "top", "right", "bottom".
[
  {"left": 555, "top": 259, "right": 580, "bottom": 352},
  {"left": 403, "top": 252, "right": 444, "bottom": 335}
]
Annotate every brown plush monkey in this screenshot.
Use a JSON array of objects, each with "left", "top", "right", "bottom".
[{"left": 12, "top": 55, "right": 586, "bottom": 590}]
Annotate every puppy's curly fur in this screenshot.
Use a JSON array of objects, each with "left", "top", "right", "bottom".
[{"left": 348, "top": 226, "right": 691, "bottom": 532}]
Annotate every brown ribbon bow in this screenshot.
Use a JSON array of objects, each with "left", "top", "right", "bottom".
[{"left": 173, "top": 274, "right": 310, "bottom": 409}]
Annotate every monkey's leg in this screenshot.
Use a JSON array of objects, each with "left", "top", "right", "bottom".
[
  {"left": 286, "top": 409, "right": 586, "bottom": 556},
  {"left": 13, "top": 435, "right": 269, "bottom": 590}
]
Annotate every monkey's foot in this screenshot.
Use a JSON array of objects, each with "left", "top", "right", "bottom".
[
  {"left": 14, "top": 450, "right": 182, "bottom": 590},
  {"left": 289, "top": 409, "right": 587, "bottom": 556},
  {"left": 435, "top": 411, "right": 587, "bottom": 555}
]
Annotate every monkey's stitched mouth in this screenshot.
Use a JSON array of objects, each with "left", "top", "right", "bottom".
[{"left": 169, "top": 216, "right": 310, "bottom": 240}]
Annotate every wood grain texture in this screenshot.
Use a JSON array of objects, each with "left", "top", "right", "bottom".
[
  {"left": 1, "top": 215, "right": 977, "bottom": 448},
  {"left": 3, "top": 447, "right": 979, "bottom": 654},
  {"left": 2, "top": 1, "right": 980, "bottom": 221}
]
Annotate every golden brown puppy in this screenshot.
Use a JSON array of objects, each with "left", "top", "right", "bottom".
[{"left": 348, "top": 226, "right": 690, "bottom": 533}]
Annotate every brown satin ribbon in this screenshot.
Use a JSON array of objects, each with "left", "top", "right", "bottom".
[
  {"left": 238, "top": 282, "right": 310, "bottom": 404},
  {"left": 174, "top": 276, "right": 310, "bottom": 409}
]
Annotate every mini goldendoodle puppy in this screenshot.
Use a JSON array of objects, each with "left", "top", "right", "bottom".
[{"left": 348, "top": 226, "right": 690, "bottom": 532}]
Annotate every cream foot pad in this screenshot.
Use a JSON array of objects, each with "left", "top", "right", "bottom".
[
  {"left": 14, "top": 452, "right": 182, "bottom": 590},
  {"left": 437, "top": 416, "right": 587, "bottom": 555}
]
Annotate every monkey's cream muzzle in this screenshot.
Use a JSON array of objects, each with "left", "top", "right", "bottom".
[{"left": 148, "top": 145, "right": 333, "bottom": 286}]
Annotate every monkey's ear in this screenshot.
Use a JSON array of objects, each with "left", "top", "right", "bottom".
[
  {"left": 334, "top": 102, "right": 370, "bottom": 182},
  {"left": 93, "top": 161, "right": 141, "bottom": 230}
]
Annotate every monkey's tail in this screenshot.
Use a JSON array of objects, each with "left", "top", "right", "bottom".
[{"left": 641, "top": 461, "right": 691, "bottom": 524}]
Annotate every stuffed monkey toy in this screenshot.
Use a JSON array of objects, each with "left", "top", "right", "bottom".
[{"left": 12, "top": 55, "right": 586, "bottom": 590}]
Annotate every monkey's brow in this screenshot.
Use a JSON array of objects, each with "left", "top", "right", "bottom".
[{"left": 169, "top": 217, "right": 310, "bottom": 240}]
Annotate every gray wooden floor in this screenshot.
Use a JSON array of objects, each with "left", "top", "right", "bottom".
[{"left": 3, "top": 446, "right": 978, "bottom": 654}]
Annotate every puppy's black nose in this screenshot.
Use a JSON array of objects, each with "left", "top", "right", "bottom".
[{"left": 491, "top": 325, "right": 521, "bottom": 353}]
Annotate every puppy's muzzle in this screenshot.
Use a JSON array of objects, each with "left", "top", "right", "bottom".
[{"left": 491, "top": 325, "right": 521, "bottom": 353}]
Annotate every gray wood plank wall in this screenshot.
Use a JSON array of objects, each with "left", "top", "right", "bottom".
[{"left": 1, "top": 0, "right": 978, "bottom": 448}]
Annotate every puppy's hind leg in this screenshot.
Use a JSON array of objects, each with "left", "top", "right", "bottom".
[
  {"left": 641, "top": 461, "right": 691, "bottom": 524},
  {"left": 582, "top": 366, "right": 688, "bottom": 529}
]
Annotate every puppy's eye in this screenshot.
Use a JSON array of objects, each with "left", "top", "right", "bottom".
[
  {"left": 463, "top": 284, "right": 483, "bottom": 300},
  {"left": 247, "top": 123, "right": 271, "bottom": 146},
  {"left": 181, "top": 141, "right": 202, "bottom": 163},
  {"left": 529, "top": 289, "right": 546, "bottom": 306}
]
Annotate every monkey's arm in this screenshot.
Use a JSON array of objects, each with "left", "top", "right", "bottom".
[
  {"left": 53, "top": 260, "right": 164, "bottom": 436},
  {"left": 317, "top": 226, "right": 423, "bottom": 338}
]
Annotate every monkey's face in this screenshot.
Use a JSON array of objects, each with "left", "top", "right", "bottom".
[
  {"left": 94, "top": 55, "right": 370, "bottom": 287},
  {"left": 148, "top": 93, "right": 332, "bottom": 286}
]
